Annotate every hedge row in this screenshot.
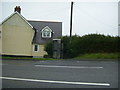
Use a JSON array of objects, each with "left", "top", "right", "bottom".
[{"left": 45, "top": 34, "right": 120, "bottom": 58}]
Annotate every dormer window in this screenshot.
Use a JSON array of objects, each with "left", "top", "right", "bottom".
[{"left": 41, "top": 26, "right": 52, "bottom": 38}]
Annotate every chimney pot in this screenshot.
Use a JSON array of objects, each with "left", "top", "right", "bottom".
[{"left": 14, "top": 6, "right": 21, "bottom": 14}]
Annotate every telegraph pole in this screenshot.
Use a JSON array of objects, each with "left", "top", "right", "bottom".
[{"left": 70, "top": 1, "right": 74, "bottom": 37}]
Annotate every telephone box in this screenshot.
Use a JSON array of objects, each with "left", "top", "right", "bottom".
[{"left": 53, "top": 39, "right": 63, "bottom": 59}]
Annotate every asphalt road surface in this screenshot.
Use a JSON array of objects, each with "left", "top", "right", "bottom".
[{"left": 1, "top": 59, "right": 118, "bottom": 88}]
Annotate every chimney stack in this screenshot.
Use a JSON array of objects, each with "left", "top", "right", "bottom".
[{"left": 14, "top": 6, "right": 21, "bottom": 14}]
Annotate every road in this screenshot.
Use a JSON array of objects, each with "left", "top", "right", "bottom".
[{"left": 1, "top": 59, "right": 118, "bottom": 88}]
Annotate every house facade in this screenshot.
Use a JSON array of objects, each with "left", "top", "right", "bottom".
[{"left": 0, "top": 6, "right": 62, "bottom": 58}]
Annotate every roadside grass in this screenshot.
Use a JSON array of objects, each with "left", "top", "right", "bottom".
[
  {"left": 2, "top": 56, "right": 56, "bottom": 60},
  {"left": 1, "top": 53, "right": 119, "bottom": 60},
  {"left": 75, "top": 53, "right": 119, "bottom": 60}
]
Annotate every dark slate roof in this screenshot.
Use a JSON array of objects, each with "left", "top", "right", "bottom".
[{"left": 28, "top": 20, "right": 62, "bottom": 44}]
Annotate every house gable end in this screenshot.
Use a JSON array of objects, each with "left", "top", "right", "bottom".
[{"left": 2, "top": 12, "right": 33, "bottom": 28}]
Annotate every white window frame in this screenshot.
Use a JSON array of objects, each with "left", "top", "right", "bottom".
[
  {"left": 0, "top": 31, "right": 1, "bottom": 39},
  {"left": 33, "top": 44, "right": 39, "bottom": 52},
  {"left": 41, "top": 26, "right": 52, "bottom": 38}
]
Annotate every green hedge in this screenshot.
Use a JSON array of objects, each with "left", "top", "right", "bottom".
[
  {"left": 44, "top": 41, "right": 53, "bottom": 58},
  {"left": 45, "top": 34, "right": 119, "bottom": 59}
]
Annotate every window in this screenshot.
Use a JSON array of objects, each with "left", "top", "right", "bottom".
[
  {"left": 33, "top": 45, "right": 39, "bottom": 52},
  {"left": 43, "top": 30, "right": 51, "bottom": 37},
  {"left": 41, "top": 26, "right": 52, "bottom": 38},
  {"left": 0, "top": 31, "right": 1, "bottom": 39}
]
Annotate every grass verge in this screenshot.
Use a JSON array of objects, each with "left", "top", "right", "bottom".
[
  {"left": 1, "top": 56, "right": 57, "bottom": 60},
  {"left": 75, "top": 53, "right": 119, "bottom": 59}
]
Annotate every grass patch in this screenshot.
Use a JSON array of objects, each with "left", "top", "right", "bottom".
[
  {"left": 2, "top": 56, "right": 57, "bottom": 60},
  {"left": 75, "top": 53, "right": 119, "bottom": 59}
]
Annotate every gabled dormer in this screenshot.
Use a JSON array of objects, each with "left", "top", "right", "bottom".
[{"left": 41, "top": 26, "right": 53, "bottom": 38}]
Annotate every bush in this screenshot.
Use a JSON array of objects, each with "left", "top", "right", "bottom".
[
  {"left": 78, "top": 34, "right": 119, "bottom": 54},
  {"left": 61, "top": 35, "right": 81, "bottom": 58},
  {"left": 44, "top": 41, "right": 53, "bottom": 58}
]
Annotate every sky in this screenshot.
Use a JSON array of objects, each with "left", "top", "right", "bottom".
[{"left": 1, "top": 0, "right": 120, "bottom": 36}]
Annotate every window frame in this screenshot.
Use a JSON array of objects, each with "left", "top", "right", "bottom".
[
  {"left": 41, "top": 26, "right": 52, "bottom": 38},
  {"left": 33, "top": 44, "right": 39, "bottom": 52}
]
